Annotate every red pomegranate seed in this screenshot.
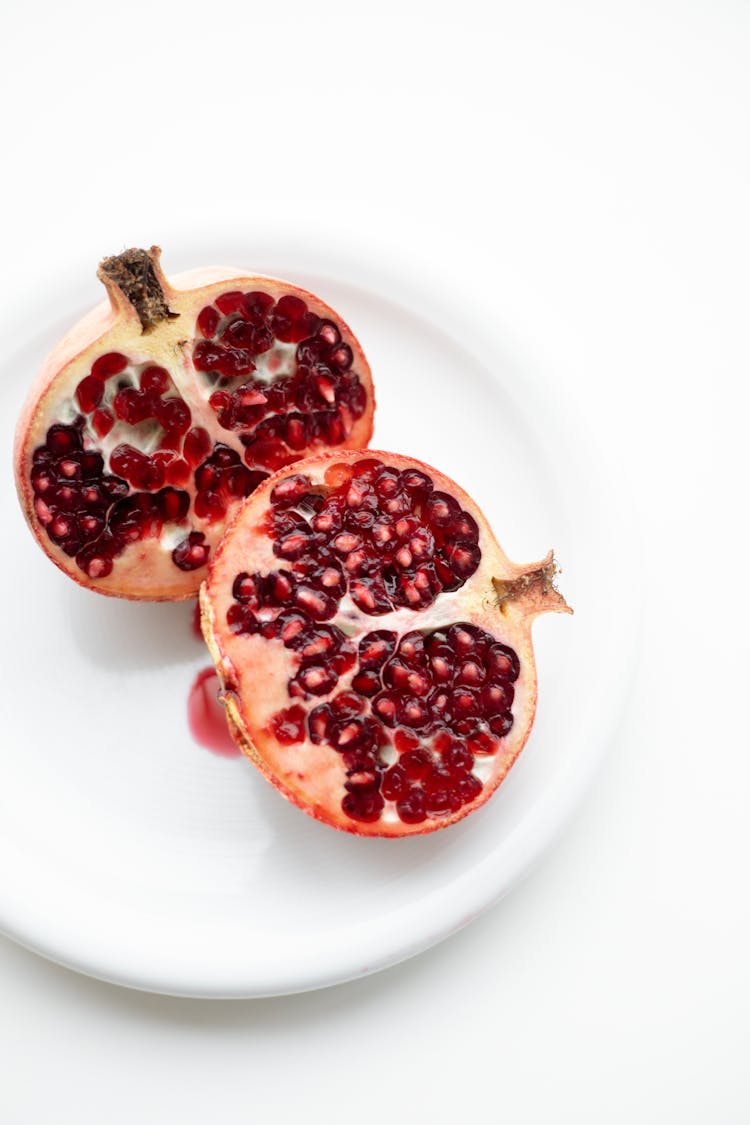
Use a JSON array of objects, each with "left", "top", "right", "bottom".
[
  {"left": 271, "top": 706, "right": 307, "bottom": 745},
  {"left": 76, "top": 375, "right": 104, "bottom": 413},
  {"left": 91, "top": 352, "right": 128, "bottom": 379},
  {"left": 396, "top": 789, "right": 427, "bottom": 824},
  {"left": 215, "top": 291, "right": 247, "bottom": 315},
  {"left": 92, "top": 409, "right": 115, "bottom": 438},
  {"left": 140, "top": 365, "right": 170, "bottom": 394},
  {"left": 165, "top": 458, "right": 191, "bottom": 486},
  {"left": 183, "top": 427, "right": 212, "bottom": 467},
  {"left": 197, "top": 306, "right": 220, "bottom": 337},
  {"left": 172, "top": 532, "right": 209, "bottom": 571}
]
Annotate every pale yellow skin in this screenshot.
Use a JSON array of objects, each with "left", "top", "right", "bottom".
[
  {"left": 201, "top": 450, "right": 571, "bottom": 837},
  {"left": 14, "top": 249, "right": 374, "bottom": 600}
]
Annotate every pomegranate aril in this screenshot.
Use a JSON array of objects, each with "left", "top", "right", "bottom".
[
  {"left": 113, "top": 388, "right": 150, "bottom": 425},
  {"left": 270, "top": 474, "right": 312, "bottom": 507},
  {"left": 242, "top": 291, "right": 274, "bottom": 323},
  {"left": 442, "top": 542, "right": 481, "bottom": 579},
  {"left": 443, "top": 742, "right": 474, "bottom": 774},
  {"left": 329, "top": 343, "right": 353, "bottom": 370},
  {"left": 172, "top": 532, "right": 210, "bottom": 571},
  {"left": 76, "top": 547, "right": 113, "bottom": 579},
  {"left": 156, "top": 397, "right": 191, "bottom": 436},
  {"left": 226, "top": 602, "right": 258, "bottom": 635},
  {"left": 294, "top": 586, "right": 336, "bottom": 620},
  {"left": 396, "top": 789, "right": 427, "bottom": 824},
  {"left": 308, "top": 704, "right": 333, "bottom": 744},
  {"left": 140, "top": 365, "right": 170, "bottom": 394},
  {"left": 194, "top": 491, "right": 227, "bottom": 522},
  {"left": 91, "top": 352, "right": 128, "bottom": 380},
  {"left": 357, "top": 631, "right": 397, "bottom": 669},
  {"left": 468, "top": 731, "right": 499, "bottom": 756},
  {"left": 46, "top": 424, "right": 81, "bottom": 456},
  {"left": 298, "top": 626, "right": 343, "bottom": 662},
  {"left": 381, "top": 765, "right": 407, "bottom": 801},
  {"left": 457, "top": 774, "right": 483, "bottom": 804},
  {"left": 92, "top": 409, "right": 114, "bottom": 438},
  {"left": 351, "top": 670, "right": 382, "bottom": 697},
  {"left": 396, "top": 697, "right": 430, "bottom": 729},
  {"left": 487, "top": 643, "right": 520, "bottom": 682},
  {"left": 372, "top": 693, "right": 398, "bottom": 726},
  {"left": 76, "top": 375, "right": 104, "bottom": 413},
  {"left": 271, "top": 706, "right": 307, "bottom": 745},
  {"left": 294, "top": 664, "right": 337, "bottom": 697},
  {"left": 342, "top": 788, "right": 384, "bottom": 824},
  {"left": 350, "top": 578, "right": 392, "bottom": 615},
  {"left": 197, "top": 305, "right": 220, "bottom": 337},
  {"left": 481, "top": 681, "right": 514, "bottom": 712},
  {"left": 165, "top": 458, "right": 191, "bottom": 486},
  {"left": 157, "top": 487, "right": 190, "bottom": 521},
  {"left": 489, "top": 712, "right": 514, "bottom": 738}
]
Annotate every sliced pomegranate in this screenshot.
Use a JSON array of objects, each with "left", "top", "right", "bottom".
[
  {"left": 14, "top": 247, "right": 374, "bottom": 600},
  {"left": 200, "top": 451, "right": 571, "bottom": 837}
]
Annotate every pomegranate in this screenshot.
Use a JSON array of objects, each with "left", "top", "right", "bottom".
[
  {"left": 14, "top": 247, "right": 374, "bottom": 599},
  {"left": 200, "top": 451, "right": 571, "bottom": 837}
]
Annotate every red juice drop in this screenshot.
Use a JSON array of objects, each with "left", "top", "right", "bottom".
[{"left": 187, "top": 666, "right": 240, "bottom": 757}]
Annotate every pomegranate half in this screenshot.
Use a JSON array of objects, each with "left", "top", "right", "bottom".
[
  {"left": 200, "top": 450, "right": 571, "bottom": 837},
  {"left": 14, "top": 247, "right": 374, "bottom": 599}
]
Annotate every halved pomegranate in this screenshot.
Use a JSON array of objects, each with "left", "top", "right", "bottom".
[
  {"left": 14, "top": 247, "right": 374, "bottom": 599},
  {"left": 200, "top": 451, "right": 571, "bottom": 836}
]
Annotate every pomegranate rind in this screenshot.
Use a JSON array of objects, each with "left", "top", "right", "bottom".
[
  {"left": 14, "top": 249, "right": 375, "bottom": 601},
  {"left": 200, "top": 449, "right": 570, "bottom": 837}
]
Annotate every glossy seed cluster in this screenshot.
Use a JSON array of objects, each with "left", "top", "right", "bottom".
[
  {"left": 265, "top": 457, "right": 481, "bottom": 615},
  {"left": 269, "top": 621, "right": 519, "bottom": 825},
  {"left": 194, "top": 290, "right": 367, "bottom": 472}
]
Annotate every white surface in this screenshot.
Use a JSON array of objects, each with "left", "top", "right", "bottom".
[
  {"left": 0, "top": 0, "right": 748, "bottom": 1118},
  {"left": 0, "top": 244, "right": 630, "bottom": 997}
]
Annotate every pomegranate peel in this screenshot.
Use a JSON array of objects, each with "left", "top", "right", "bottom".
[
  {"left": 14, "top": 247, "right": 374, "bottom": 600},
  {"left": 200, "top": 450, "right": 571, "bottom": 837}
]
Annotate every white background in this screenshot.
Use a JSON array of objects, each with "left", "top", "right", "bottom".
[{"left": 1, "top": 1, "right": 749, "bottom": 1121}]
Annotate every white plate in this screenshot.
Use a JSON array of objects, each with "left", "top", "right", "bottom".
[{"left": 0, "top": 234, "right": 637, "bottom": 997}]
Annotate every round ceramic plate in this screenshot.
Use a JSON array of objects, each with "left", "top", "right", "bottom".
[{"left": 0, "top": 236, "right": 636, "bottom": 997}]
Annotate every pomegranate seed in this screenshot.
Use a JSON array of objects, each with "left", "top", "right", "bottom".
[
  {"left": 271, "top": 706, "right": 307, "bottom": 745},
  {"left": 172, "top": 532, "right": 209, "bottom": 571},
  {"left": 183, "top": 427, "right": 212, "bottom": 467},
  {"left": 215, "top": 291, "right": 247, "bottom": 315},
  {"left": 489, "top": 712, "right": 514, "bottom": 738},
  {"left": 194, "top": 491, "right": 226, "bottom": 522},
  {"left": 487, "top": 643, "right": 520, "bottom": 682},
  {"left": 457, "top": 775, "right": 483, "bottom": 804},
  {"left": 396, "top": 789, "right": 427, "bottom": 824},
  {"left": 157, "top": 487, "right": 190, "bottom": 521},
  {"left": 197, "top": 305, "right": 220, "bottom": 337},
  {"left": 226, "top": 603, "right": 258, "bottom": 634},
  {"left": 113, "top": 388, "right": 151, "bottom": 425},
  {"left": 91, "top": 352, "right": 128, "bottom": 379},
  {"left": 46, "top": 424, "right": 81, "bottom": 455},
  {"left": 381, "top": 766, "right": 408, "bottom": 801},
  {"left": 156, "top": 397, "right": 191, "bottom": 436},
  {"left": 243, "top": 291, "right": 274, "bottom": 323},
  {"left": 76, "top": 375, "right": 104, "bottom": 413},
  {"left": 329, "top": 343, "right": 353, "bottom": 370},
  {"left": 92, "top": 409, "right": 115, "bottom": 438},
  {"left": 165, "top": 458, "right": 191, "bottom": 486},
  {"left": 342, "top": 789, "right": 384, "bottom": 824}
]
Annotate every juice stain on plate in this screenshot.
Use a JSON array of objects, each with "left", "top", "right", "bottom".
[{"left": 187, "top": 666, "right": 240, "bottom": 757}]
